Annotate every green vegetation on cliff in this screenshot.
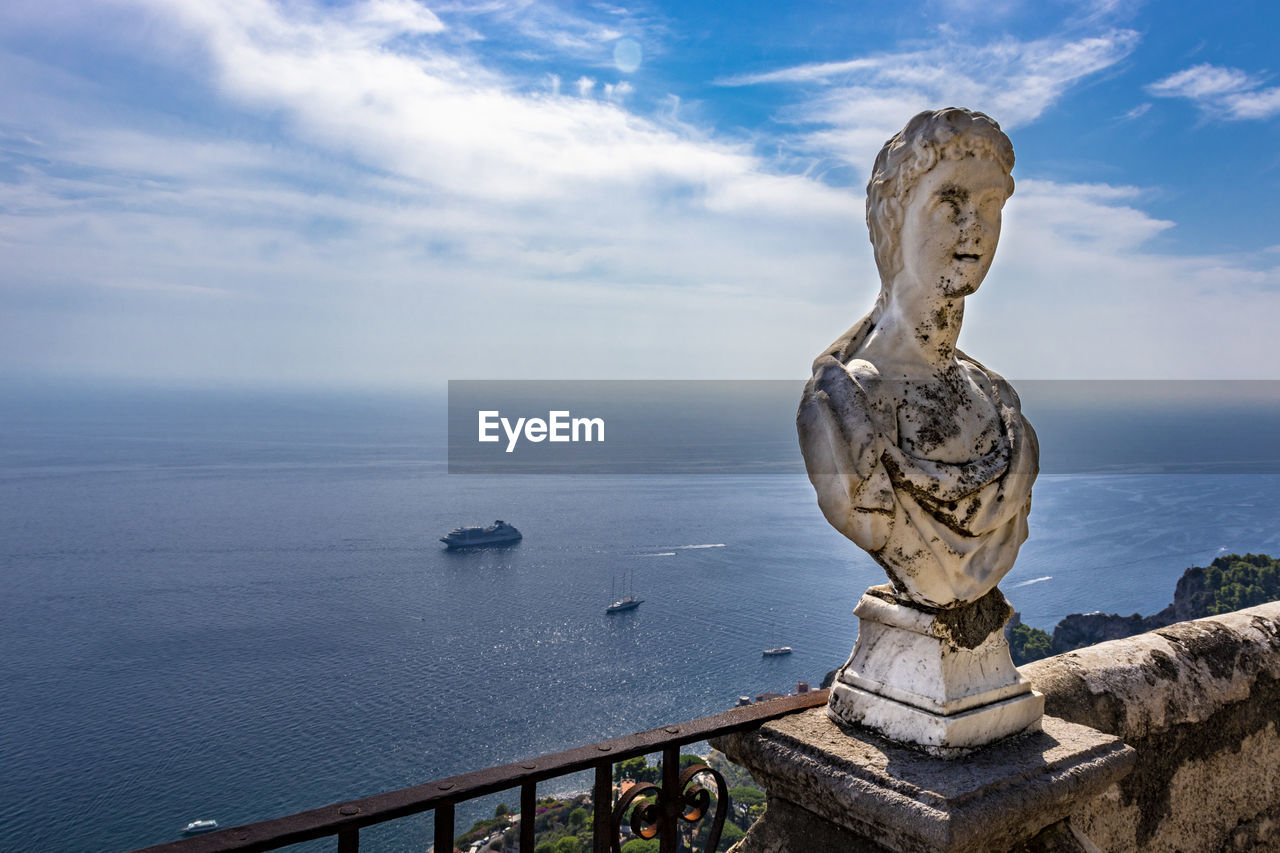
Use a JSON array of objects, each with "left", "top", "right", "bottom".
[
  {"left": 450, "top": 795, "right": 594, "bottom": 853},
  {"left": 1009, "top": 553, "right": 1280, "bottom": 665},
  {"left": 1186, "top": 553, "right": 1280, "bottom": 615},
  {"left": 1007, "top": 620, "right": 1053, "bottom": 666}
]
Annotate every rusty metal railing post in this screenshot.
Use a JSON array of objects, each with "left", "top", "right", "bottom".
[
  {"left": 660, "top": 746, "right": 679, "bottom": 853},
  {"left": 593, "top": 762, "right": 612, "bottom": 853},
  {"left": 520, "top": 782, "right": 536, "bottom": 852},
  {"left": 434, "top": 803, "right": 453, "bottom": 853}
]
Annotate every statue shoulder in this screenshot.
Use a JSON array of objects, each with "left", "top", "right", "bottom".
[
  {"left": 805, "top": 357, "right": 889, "bottom": 407},
  {"left": 797, "top": 354, "right": 894, "bottom": 501},
  {"left": 800, "top": 356, "right": 896, "bottom": 447},
  {"left": 956, "top": 351, "right": 1020, "bottom": 408}
]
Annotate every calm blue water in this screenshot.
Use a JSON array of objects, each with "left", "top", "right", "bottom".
[{"left": 2, "top": 388, "right": 1278, "bottom": 852}]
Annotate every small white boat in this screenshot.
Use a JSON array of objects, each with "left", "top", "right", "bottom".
[
  {"left": 762, "top": 646, "right": 792, "bottom": 657},
  {"left": 182, "top": 819, "right": 219, "bottom": 835}
]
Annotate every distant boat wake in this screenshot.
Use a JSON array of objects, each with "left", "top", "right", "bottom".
[
  {"left": 623, "top": 543, "right": 726, "bottom": 557},
  {"left": 1010, "top": 576, "right": 1053, "bottom": 589}
]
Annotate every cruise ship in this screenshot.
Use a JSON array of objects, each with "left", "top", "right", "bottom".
[{"left": 439, "top": 520, "right": 522, "bottom": 550}]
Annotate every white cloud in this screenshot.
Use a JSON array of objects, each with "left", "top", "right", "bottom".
[
  {"left": 576, "top": 75, "right": 595, "bottom": 97},
  {"left": 0, "top": 0, "right": 868, "bottom": 384},
  {"left": 1121, "top": 102, "right": 1151, "bottom": 120},
  {"left": 348, "top": 0, "right": 445, "bottom": 35},
  {"left": 719, "top": 30, "right": 1140, "bottom": 179},
  {"left": 1229, "top": 87, "right": 1280, "bottom": 120},
  {"left": 717, "top": 58, "right": 882, "bottom": 87},
  {"left": 2, "top": 2, "right": 1277, "bottom": 386},
  {"left": 1007, "top": 179, "right": 1174, "bottom": 249},
  {"left": 1149, "top": 64, "right": 1256, "bottom": 98},
  {"left": 965, "top": 180, "right": 1280, "bottom": 379},
  {"left": 604, "top": 80, "right": 633, "bottom": 101},
  {"left": 1066, "top": 0, "right": 1147, "bottom": 26},
  {"left": 436, "top": 0, "right": 623, "bottom": 57},
  {"left": 117, "top": 0, "right": 760, "bottom": 204},
  {"left": 1148, "top": 63, "right": 1280, "bottom": 120}
]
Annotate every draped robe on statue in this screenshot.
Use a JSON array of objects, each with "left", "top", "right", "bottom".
[{"left": 798, "top": 311, "right": 1039, "bottom": 610}]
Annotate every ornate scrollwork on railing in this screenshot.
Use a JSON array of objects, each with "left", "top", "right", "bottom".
[{"left": 610, "top": 763, "right": 728, "bottom": 853}]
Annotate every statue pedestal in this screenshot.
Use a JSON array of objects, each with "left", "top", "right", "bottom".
[
  {"left": 828, "top": 586, "right": 1043, "bottom": 757},
  {"left": 712, "top": 709, "right": 1134, "bottom": 853}
]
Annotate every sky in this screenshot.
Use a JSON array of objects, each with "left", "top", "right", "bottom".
[{"left": 1, "top": 0, "right": 1278, "bottom": 389}]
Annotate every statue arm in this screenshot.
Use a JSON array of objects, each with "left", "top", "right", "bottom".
[{"left": 797, "top": 356, "right": 893, "bottom": 550}]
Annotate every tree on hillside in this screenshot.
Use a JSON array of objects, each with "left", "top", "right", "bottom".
[
  {"left": 620, "top": 839, "right": 659, "bottom": 853},
  {"left": 1008, "top": 622, "right": 1053, "bottom": 664},
  {"left": 728, "top": 785, "right": 765, "bottom": 830},
  {"left": 718, "top": 822, "right": 746, "bottom": 851},
  {"left": 613, "top": 756, "right": 658, "bottom": 784},
  {"left": 553, "top": 837, "right": 582, "bottom": 853},
  {"left": 1202, "top": 553, "right": 1280, "bottom": 615},
  {"left": 706, "top": 750, "right": 757, "bottom": 791},
  {"left": 614, "top": 754, "right": 706, "bottom": 784}
]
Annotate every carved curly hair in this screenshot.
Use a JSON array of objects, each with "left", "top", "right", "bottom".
[{"left": 866, "top": 108, "right": 1015, "bottom": 309}]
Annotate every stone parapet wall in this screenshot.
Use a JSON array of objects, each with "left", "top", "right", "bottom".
[{"left": 1020, "top": 601, "right": 1280, "bottom": 852}]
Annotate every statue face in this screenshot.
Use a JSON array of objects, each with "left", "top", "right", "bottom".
[{"left": 897, "top": 156, "right": 1007, "bottom": 300}]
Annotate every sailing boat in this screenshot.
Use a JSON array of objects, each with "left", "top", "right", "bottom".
[
  {"left": 606, "top": 568, "right": 643, "bottom": 613},
  {"left": 761, "top": 612, "right": 791, "bottom": 655}
]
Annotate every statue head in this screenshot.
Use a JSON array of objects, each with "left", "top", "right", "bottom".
[{"left": 866, "top": 108, "right": 1015, "bottom": 315}]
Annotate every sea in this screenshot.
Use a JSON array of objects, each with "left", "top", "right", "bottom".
[{"left": 2, "top": 384, "right": 1279, "bottom": 853}]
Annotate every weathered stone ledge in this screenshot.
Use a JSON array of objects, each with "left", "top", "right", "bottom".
[{"left": 1021, "top": 601, "right": 1280, "bottom": 852}]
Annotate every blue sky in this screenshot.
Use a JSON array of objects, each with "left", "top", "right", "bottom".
[{"left": 1, "top": 0, "right": 1277, "bottom": 388}]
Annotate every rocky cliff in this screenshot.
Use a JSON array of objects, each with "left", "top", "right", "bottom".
[{"left": 1010, "top": 554, "right": 1279, "bottom": 661}]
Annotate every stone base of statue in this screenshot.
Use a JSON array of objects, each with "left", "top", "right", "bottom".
[
  {"left": 827, "top": 585, "right": 1043, "bottom": 757},
  {"left": 711, "top": 709, "right": 1134, "bottom": 853}
]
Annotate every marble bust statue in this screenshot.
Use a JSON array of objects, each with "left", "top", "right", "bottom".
[{"left": 798, "top": 107, "right": 1038, "bottom": 612}]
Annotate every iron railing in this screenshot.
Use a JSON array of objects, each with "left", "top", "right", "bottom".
[{"left": 130, "top": 690, "right": 828, "bottom": 853}]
